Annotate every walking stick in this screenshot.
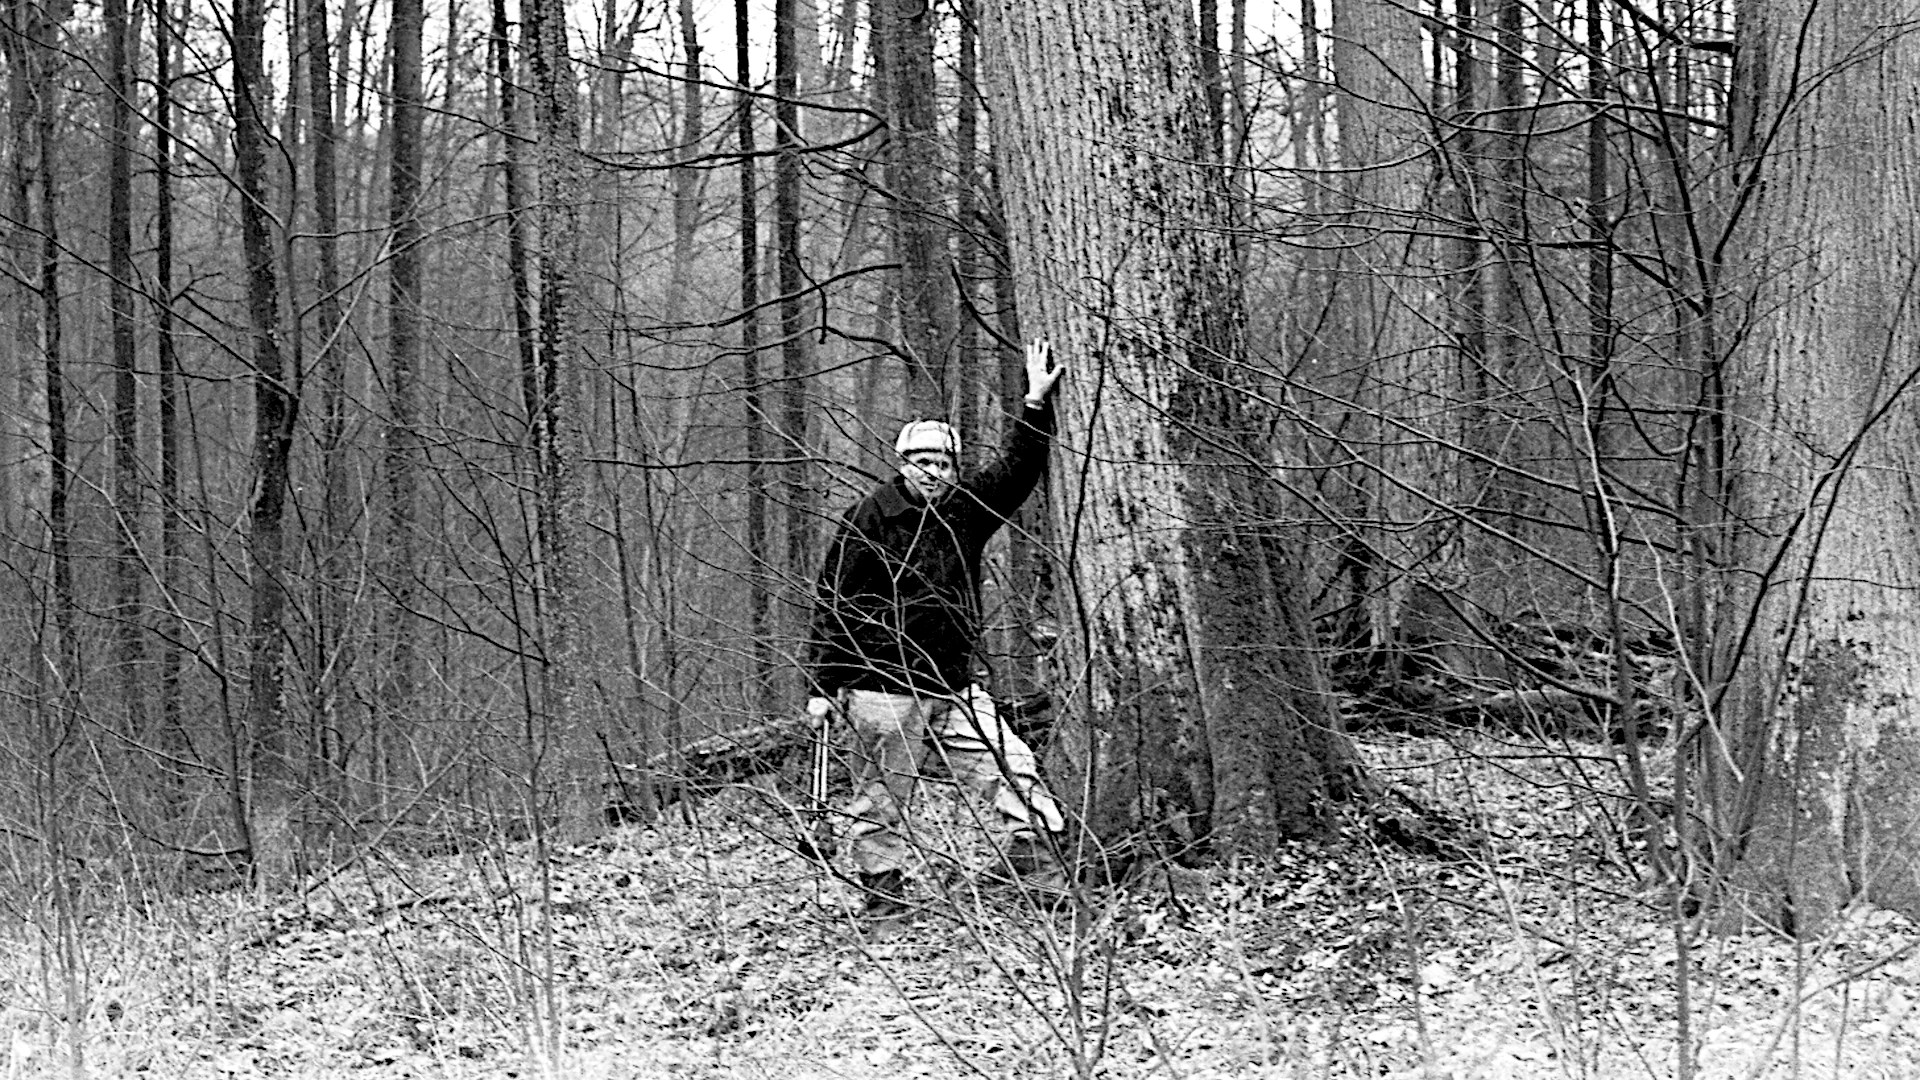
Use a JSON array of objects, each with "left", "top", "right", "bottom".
[{"left": 798, "top": 699, "right": 836, "bottom": 862}]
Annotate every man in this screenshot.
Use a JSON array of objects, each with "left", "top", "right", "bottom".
[{"left": 806, "top": 339, "right": 1068, "bottom": 917}]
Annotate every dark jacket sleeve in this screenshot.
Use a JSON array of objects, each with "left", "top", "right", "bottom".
[
  {"left": 962, "top": 400, "right": 1054, "bottom": 523},
  {"left": 805, "top": 505, "right": 865, "bottom": 695}
]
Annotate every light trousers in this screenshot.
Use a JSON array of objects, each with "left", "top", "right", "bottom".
[{"left": 840, "top": 684, "right": 1064, "bottom": 875}]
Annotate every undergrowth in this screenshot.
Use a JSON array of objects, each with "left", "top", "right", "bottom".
[{"left": 2, "top": 732, "right": 1916, "bottom": 1079}]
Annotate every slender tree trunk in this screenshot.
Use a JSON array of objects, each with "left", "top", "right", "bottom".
[
  {"left": 152, "top": 0, "right": 187, "bottom": 777},
  {"left": 1, "top": 13, "right": 29, "bottom": 547},
  {"left": 1482, "top": 0, "right": 1528, "bottom": 550},
  {"left": 1332, "top": 0, "right": 1464, "bottom": 689},
  {"left": 525, "top": 0, "right": 599, "bottom": 838},
  {"left": 776, "top": 0, "right": 816, "bottom": 641},
  {"left": 234, "top": 0, "right": 300, "bottom": 882},
  {"left": 672, "top": 0, "right": 704, "bottom": 297},
  {"left": 384, "top": 0, "right": 424, "bottom": 802},
  {"left": 493, "top": 0, "right": 536, "bottom": 384},
  {"left": 35, "top": 18, "right": 77, "bottom": 688},
  {"left": 1432, "top": 0, "right": 1497, "bottom": 613},
  {"left": 873, "top": 0, "right": 957, "bottom": 416},
  {"left": 738, "top": 0, "right": 774, "bottom": 717},
  {"left": 106, "top": 0, "right": 148, "bottom": 742},
  {"left": 1197, "top": 0, "right": 1223, "bottom": 159},
  {"left": 982, "top": 0, "right": 1358, "bottom": 859},
  {"left": 303, "top": 0, "right": 353, "bottom": 804},
  {"left": 955, "top": 0, "right": 983, "bottom": 443},
  {"left": 1702, "top": 0, "right": 1920, "bottom": 938}
]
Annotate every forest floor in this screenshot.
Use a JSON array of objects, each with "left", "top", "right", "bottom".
[{"left": 4, "top": 731, "right": 1919, "bottom": 1079}]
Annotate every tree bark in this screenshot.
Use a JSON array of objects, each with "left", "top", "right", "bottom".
[
  {"left": 981, "top": 0, "right": 1358, "bottom": 860},
  {"left": 525, "top": 0, "right": 599, "bottom": 839},
  {"left": 301, "top": 0, "right": 353, "bottom": 802},
  {"left": 151, "top": 0, "right": 188, "bottom": 778},
  {"left": 738, "top": 0, "right": 774, "bottom": 717},
  {"left": 1705, "top": 0, "right": 1920, "bottom": 936},
  {"left": 384, "top": 0, "right": 424, "bottom": 796},
  {"left": 1329, "top": 0, "right": 1470, "bottom": 690},
  {"left": 775, "top": 0, "right": 816, "bottom": 650},
  {"left": 106, "top": 0, "right": 148, "bottom": 740},
  {"left": 12, "top": 3, "right": 78, "bottom": 676},
  {"left": 873, "top": 0, "right": 957, "bottom": 417},
  {"left": 492, "top": 0, "right": 536, "bottom": 384},
  {"left": 233, "top": 0, "right": 300, "bottom": 882}
]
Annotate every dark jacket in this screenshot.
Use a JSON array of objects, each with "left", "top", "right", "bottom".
[{"left": 807, "top": 402, "right": 1054, "bottom": 696}]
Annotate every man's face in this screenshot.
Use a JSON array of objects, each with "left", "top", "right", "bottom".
[{"left": 900, "top": 451, "right": 957, "bottom": 501}]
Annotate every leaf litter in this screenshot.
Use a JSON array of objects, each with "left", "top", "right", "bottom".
[{"left": 2, "top": 731, "right": 1917, "bottom": 1078}]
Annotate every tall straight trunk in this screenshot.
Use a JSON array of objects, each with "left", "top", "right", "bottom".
[
  {"left": 384, "top": 0, "right": 423, "bottom": 771},
  {"left": 303, "top": 0, "right": 353, "bottom": 795},
  {"left": 982, "top": 0, "right": 1357, "bottom": 857},
  {"left": 233, "top": 0, "right": 300, "bottom": 881},
  {"left": 954, "top": 0, "right": 983, "bottom": 444},
  {"left": 1485, "top": 0, "right": 1527, "bottom": 505},
  {"left": 525, "top": 0, "right": 598, "bottom": 837},
  {"left": 492, "top": 0, "right": 536, "bottom": 383},
  {"left": 1298, "top": 0, "right": 1326, "bottom": 207},
  {"left": 1332, "top": 0, "right": 1462, "bottom": 686},
  {"left": 1448, "top": 0, "right": 1491, "bottom": 539},
  {"left": 1197, "top": 0, "right": 1223, "bottom": 159},
  {"left": 775, "top": 0, "right": 815, "bottom": 625},
  {"left": 672, "top": 0, "right": 704, "bottom": 298},
  {"left": 2, "top": 13, "right": 30, "bottom": 545},
  {"left": 35, "top": 10, "right": 77, "bottom": 680},
  {"left": 1228, "top": 0, "right": 1246, "bottom": 172},
  {"left": 1703, "top": 0, "right": 1920, "bottom": 938},
  {"left": 738, "top": 0, "right": 773, "bottom": 715},
  {"left": 106, "top": 0, "right": 148, "bottom": 739},
  {"left": 873, "top": 0, "right": 954, "bottom": 416},
  {"left": 152, "top": 0, "right": 187, "bottom": 771},
  {"left": 1293, "top": 0, "right": 1332, "bottom": 377}
]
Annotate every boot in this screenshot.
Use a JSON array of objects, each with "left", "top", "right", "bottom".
[
  {"left": 858, "top": 868, "right": 910, "bottom": 918},
  {"left": 999, "top": 833, "right": 1070, "bottom": 899}
]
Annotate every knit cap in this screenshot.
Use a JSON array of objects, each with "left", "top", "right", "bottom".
[{"left": 894, "top": 419, "right": 959, "bottom": 459}]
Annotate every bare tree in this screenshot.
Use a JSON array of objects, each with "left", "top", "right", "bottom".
[
  {"left": 1327, "top": 0, "right": 1465, "bottom": 694},
  {"left": 151, "top": 0, "right": 188, "bottom": 773},
  {"left": 106, "top": 0, "right": 148, "bottom": 741},
  {"left": 776, "top": 0, "right": 816, "bottom": 643},
  {"left": 739, "top": 0, "right": 775, "bottom": 717},
  {"left": 873, "top": 0, "right": 957, "bottom": 416},
  {"left": 233, "top": 0, "right": 300, "bottom": 881},
  {"left": 525, "top": 0, "right": 598, "bottom": 836},
  {"left": 6, "top": 2, "right": 78, "bottom": 673},
  {"left": 383, "top": 0, "right": 424, "bottom": 787},
  {"left": 298, "top": 0, "right": 355, "bottom": 803}
]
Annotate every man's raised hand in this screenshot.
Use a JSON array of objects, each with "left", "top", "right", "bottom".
[{"left": 1024, "top": 339, "right": 1065, "bottom": 405}]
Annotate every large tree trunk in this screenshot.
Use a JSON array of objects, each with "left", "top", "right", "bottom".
[
  {"left": 1704, "top": 0, "right": 1920, "bottom": 936},
  {"left": 981, "top": 0, "right": 1358, "bottom": 861}
]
